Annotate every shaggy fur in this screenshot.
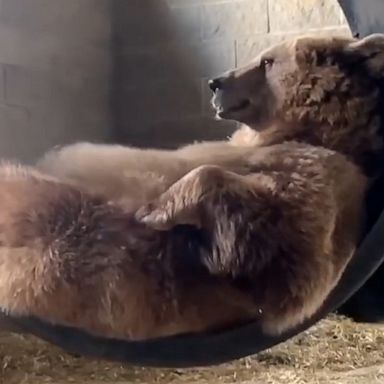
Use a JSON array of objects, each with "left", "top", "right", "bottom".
[
  {"left": 0, "top": 163, "right": 260, "bottom": 340},
  {"left": 36, "top": 141, "right": 256, "bottom": 209},
  {"left": 0, "top": 33, "right": 383, "bottom": 339}
]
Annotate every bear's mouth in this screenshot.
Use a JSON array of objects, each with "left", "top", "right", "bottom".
[
  {"left": 219, "top": 100, "right": 250, "bottom": 114},
  {"left": 214, "top": 99, "right": 251, "bottom": 118}
]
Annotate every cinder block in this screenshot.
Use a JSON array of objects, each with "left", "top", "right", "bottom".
[
  {"left": 119, "top": 2, "right": 201, "bottom": 49},
  {"left": 4, "top": 64, "right": 53, "bottom": 106},
  {"left": 0, "top": 0, "right": 111, "bottom": 44},
  {"left": 0, "top": 103, "right": 32, "bottom": 161},
  {"left": 120, "top": 37, "right": 235, "bottom": 86},
  {"left": 269, "top": 0, "right": 345, "bottom": 32},
  {"left": 113, "top": 1, "right": 179, "bottom": 47},
  {"left": 119, "top": 79, "right": 202, "bottom": 127},
  {"left": 43, "top": 39, "right": 110, "bottom": 79},
  {"left": 0, "top": 24, "right": 56, "bottom": 69},
  {"left": 0, "top": 103, "right": 29, "bottom": 130},
  {"left": 0, "top": 0, "right": 113, "bottom": 160},
  {"left": 167, "top": 0, "right": 220, "bottom": 6},
  {"left": 170, "top": 4, "right": 202, "bottom": 42},
  {"left": 0, "top": 24, "right": 110, "bottom": 77},
  {"left": 119, "top": 44, "right": 197, "bottom": 86},
  {"left": 0, "top": 66, "right": 5, "bottom": 101},
  {"left": 192, "top": 39, "right": 236, "bottom": 78},
  {"left": 4, "top": 64, "right": 109, "bottom": 110},
  {"left": 27, "top": 103, "right": 111, "bottom": 154},
  {"left": 201, "top": 0, "right": 268, "bottom": 41}
]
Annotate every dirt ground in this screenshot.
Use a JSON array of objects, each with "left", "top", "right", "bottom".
[{"left": 1, "top": 315, "right": 384, "bottom": 384}]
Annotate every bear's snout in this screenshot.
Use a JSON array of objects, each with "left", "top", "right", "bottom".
[{"left": 208, "top": 77, "right": 224, "bottom": 92}]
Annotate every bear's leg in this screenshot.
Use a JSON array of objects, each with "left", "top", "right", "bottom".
[
  {"left": 135, "top": 164, "right": 257, "bottom": 229},
  {"left": 136, "top": 164, "right": 276, "bottom": 277},
  {"left": 136, "top": 163, "right": 360, "bottom": 334}
]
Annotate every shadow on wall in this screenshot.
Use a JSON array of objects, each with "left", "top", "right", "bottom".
[
  {"left": 0, "top": 0, "right": 113, "bottom": 163},
  {"left": 110, "top": 0, "right": 237, "bottom": 148}
]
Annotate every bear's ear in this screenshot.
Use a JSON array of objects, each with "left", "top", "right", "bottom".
[
  {"left": 294, "top": 36, "right": 324, "bottom": 66},
  {"left": 294, "top": 36, "right": 351, "bottom": 67},
  {"left": 345, "top": 34, "right": 384, "bottom": 77}
]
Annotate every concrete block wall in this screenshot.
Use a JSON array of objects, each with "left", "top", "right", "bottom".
[
  {"left": 0, "top": 0, "right": 351, "bottom": 160},
  {"left": 113, "top": 0, "right": 351, "bottom": 148},
  {"left": 0, "top": 0, "right": 113, "bottom": 163}
]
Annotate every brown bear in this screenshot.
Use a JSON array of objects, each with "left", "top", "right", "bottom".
[{"left": 0, "top": 33, "right": 382, "bottom": 342}]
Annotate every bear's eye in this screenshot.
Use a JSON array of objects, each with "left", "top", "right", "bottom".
[{"left": 261, "top": 58, "right": 274, "bottom": 69}]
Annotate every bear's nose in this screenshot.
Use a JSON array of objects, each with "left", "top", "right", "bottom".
[{"left": 208, "top": 78, "right": 223, "bottom": 92}]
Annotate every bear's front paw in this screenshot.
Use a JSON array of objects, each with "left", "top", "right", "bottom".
[
  {"left": 136, "top": 165, "right": 226, "bottom": 231},
  {"left": 135, "top": 201, "right": 176, "bottom": 230},
  {"left": 135, "top": 195, "right": 202, "bottom": 231}
]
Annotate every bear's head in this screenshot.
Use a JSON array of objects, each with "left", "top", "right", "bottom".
[{"left": 209, "top": 34, "right": 384, "bottom": 175}]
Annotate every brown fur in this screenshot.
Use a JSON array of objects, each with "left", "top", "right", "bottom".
[
  {"left": 0, "top": 33, "right": 383, "bottom": 339},
  {"left": 36, "top": 141, "right": 257, "bottom": 209},
  {"left": 0, "top": 163, "right": 259, "bottom": 340}
]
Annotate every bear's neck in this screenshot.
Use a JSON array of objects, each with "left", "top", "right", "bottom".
[{"left": 256, "top": 117, "right": 384, "bottom": 178}]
